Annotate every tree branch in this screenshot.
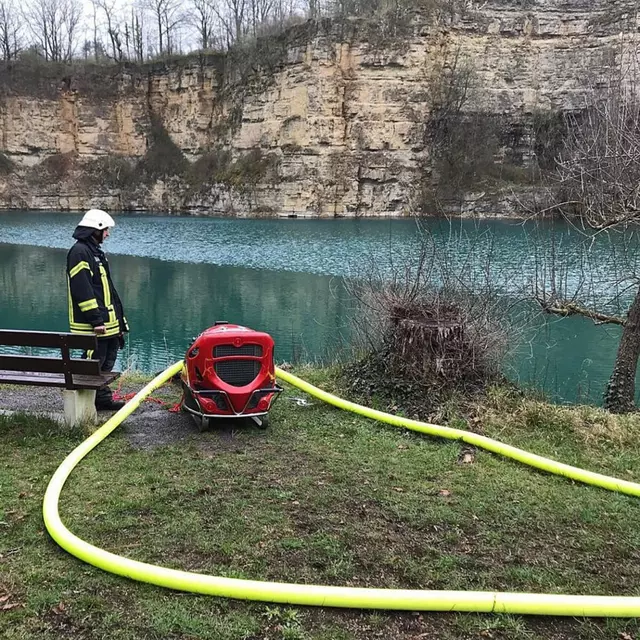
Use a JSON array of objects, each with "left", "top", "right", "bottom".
[{"left": 538, "top": 299, "right": 627, "bottom": 326}]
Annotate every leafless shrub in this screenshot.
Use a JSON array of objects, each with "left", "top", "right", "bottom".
[
  {"left": 531, "top": 109, "right": 567, "bottom": 175},
  {"left": 344, "top": 223, "right": 519, "bottom": 416},
  {"left": 187, "top": 146, "right": 279, "bottom": 191},
  {"left": 82, "top": 155, "right": 134, "bottom": 188}
]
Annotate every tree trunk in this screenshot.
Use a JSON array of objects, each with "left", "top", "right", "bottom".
[{"left": 604, "top": 284, "right": 640, "bottom": 413}]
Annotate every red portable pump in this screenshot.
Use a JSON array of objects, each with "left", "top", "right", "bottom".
[{"left": 181, "top": 322, "right": 282, "bottom": 429}]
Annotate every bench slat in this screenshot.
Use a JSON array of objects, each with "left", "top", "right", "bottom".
[
  {"left": 0, "top": 355, "right": 102, "bottom": 376},
  {"left": 0, "top": 330, "right": 97, "bottom": 351},
  {"left": 0, "top": 371, "right": 119, "bottom": 390}
]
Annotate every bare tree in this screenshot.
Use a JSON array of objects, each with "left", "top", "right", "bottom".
[
  {"left": 248, "top": 0, "right": 276, "bottom": 35},
  {"left": 90, "top": 0, "right": 100, "bottom": 60},
  {"left": 25, "top": 0, "right": 82, "bottom": 62},
  {"left": 188, "top": 0, "right": 216, "bottom": 49},
  {"left": 131, "top": 8, "right": 145, "bottom": 62},
  {"left": 533, "top": 39, "right": 640, "bottom": 413},
  {"left": 143, "top": 0, "right": 183, "bottom": 56},
  {"left": 304, "top": 0, "right": 319, "bottom": 19},
  {"left": 0, "top": 0, "right": 22, "bottom": 61},
  {"left": 92, "top": 0, "right": 124, "bottom": 61},
  {"left": 124, "top": 21, "right": 131, "bottom": 59},
  {"left": 418, "top": 44, "right": 497, "bottom": 213},
  {"left": 211, "top": 0, "right": 247, "bottom": 46}
]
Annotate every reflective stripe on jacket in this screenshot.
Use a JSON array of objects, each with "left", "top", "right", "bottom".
[{"left": 67, "top": 239, "right": 129, "bottom": 338}]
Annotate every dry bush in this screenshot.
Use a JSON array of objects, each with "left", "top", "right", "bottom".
[
  {"left": 188, "top": 147, "right": 233, "bottom": 185},
  {"left": 531, "top": 109, "right": 567, "bottom": 174},
  {"left": 82, "top": 156, "right": 134, "bottom": 189},
  {"left": 187, "top": 146, "right": 279, "bottom": 191},
  {"left": 343, "top": 224, "right": 518, "bottom": 417}
]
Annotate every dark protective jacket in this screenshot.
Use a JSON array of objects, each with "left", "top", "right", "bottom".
[{"left": 66, "top": 227, "right": 129, "bottom": 338}]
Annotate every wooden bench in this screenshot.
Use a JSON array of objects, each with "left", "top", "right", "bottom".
[{"left": 0, "top": 329, "right": 120, "bottom": 427}]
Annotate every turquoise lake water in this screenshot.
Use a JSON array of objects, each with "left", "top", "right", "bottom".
[{"left": 0, "top": 211, "right": 632, "bottom": 405}]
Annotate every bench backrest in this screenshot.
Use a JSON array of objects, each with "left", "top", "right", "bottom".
[{"left": 0, "top": 330, "right": 100, "bottom": 388}]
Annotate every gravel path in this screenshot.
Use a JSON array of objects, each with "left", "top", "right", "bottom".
[{"left": 0, "top": 383, "right": 201, "bottom": 449}]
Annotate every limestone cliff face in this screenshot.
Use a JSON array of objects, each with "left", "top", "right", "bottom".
[{"left": 0, "top": 0, "right": 633, "bottom": 216}]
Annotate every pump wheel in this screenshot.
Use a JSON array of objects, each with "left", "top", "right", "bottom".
[
  {"left": 251, "top": 415, "right": 270, "bottom": 430},
  {"left": 189, "top": 413, "right": 210, "bottom": 432}
]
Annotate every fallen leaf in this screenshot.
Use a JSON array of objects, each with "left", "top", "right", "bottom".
[
  {"left": 397, "top": 444, "right": 408, "bottom": 450},
  {"left": 1, "top": 602, "right": 20, "bottom": 611},
  {"left": 439, "top": 490, "right": 452, "bottom": 497},
  {"left": 618, "top": 633, "right": 633, "bottom": 640},
  {"left": 461, "top": 453, "right": 475, "bottom": 464},
  {"left": 394, "top": 487, "right": 404, "bottom": 493},
  {"left": 52, "top": 603, "right": 66, "bottom": 615},
  {"left": 0, "top": 595, "right": 10, "bottom": 604}
]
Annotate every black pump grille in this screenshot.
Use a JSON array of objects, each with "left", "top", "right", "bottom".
[
  {"left": 215, "top": 359, "right": 261, "bottom": 387},
  {"left": 214, "top": 344, "right": 263, "bottom": 358}
]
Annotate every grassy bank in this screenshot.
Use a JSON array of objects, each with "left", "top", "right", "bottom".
[{"left": 2, "top": 368, "right": 640, "bottom": 639}]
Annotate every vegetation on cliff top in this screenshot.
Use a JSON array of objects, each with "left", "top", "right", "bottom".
[
  {"left": 0, "top": 0, "right": 473, "bottom": 68},
  {"left": 0, "top": 0, "right": 477, "bottom": 103}
]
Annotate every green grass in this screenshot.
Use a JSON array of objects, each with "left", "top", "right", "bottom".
[{"left": 2, "top": 369, "right": 640, "bottom": 639}]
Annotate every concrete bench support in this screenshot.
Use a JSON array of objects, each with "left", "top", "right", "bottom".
[{"left": 63, "top": 389, "right": 97, "bottom": 427}]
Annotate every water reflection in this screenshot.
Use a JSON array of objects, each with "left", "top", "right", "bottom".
[{"left": 0, "top": 244, "right": 353, "bottom": 371}]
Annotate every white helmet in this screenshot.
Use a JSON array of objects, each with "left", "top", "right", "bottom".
[{"left": 77, "top": 209, "right": 115, "bottom": 230}]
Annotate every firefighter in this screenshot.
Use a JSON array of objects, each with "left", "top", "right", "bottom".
[{"left": 67, "top": 209, "right": 129, "bottom": 411}]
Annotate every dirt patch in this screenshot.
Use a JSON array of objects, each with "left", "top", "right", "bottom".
[
  {"left": 0, "top": 386, "right": 68, "bottom": 415},
  {"left": 0, "top": 383, "right": 196, "bottom": 450},
  {"left": 124, "top": 405, "right": 198, "bottom": 449}
]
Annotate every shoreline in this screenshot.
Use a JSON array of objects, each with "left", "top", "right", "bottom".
[{"left": 0, "top": 208, "right": 533, "bottom": 222}]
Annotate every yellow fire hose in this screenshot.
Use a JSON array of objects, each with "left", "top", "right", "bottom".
[{"left": 43, "top": 362, "right": 640, "bottom": 617}]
